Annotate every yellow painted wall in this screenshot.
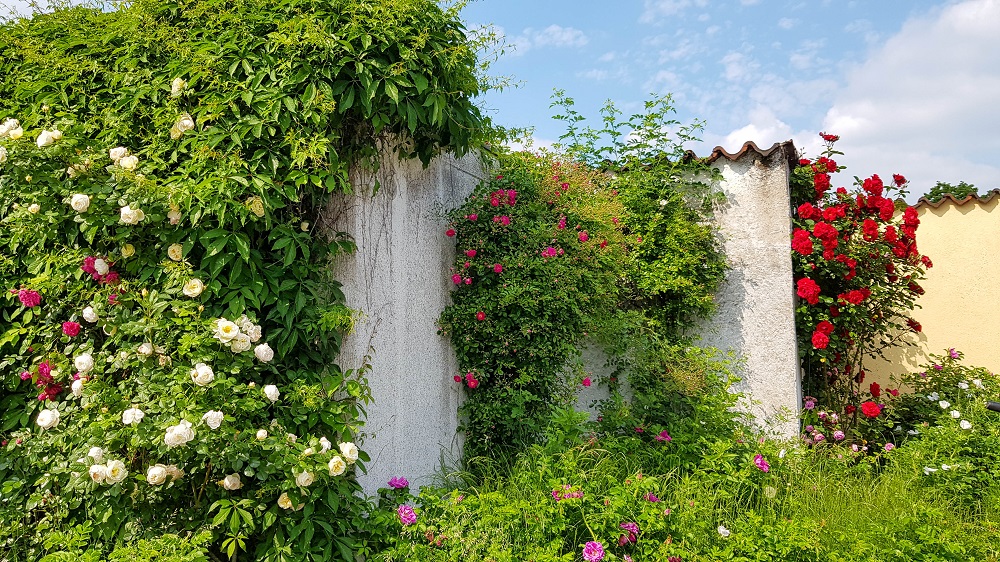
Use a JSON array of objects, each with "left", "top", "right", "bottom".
[{"left": 868, "top": 192, "right": 1000, "bottom": 382}]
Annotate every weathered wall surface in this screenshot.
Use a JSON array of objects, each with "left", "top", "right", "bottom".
[
  {"left": 326, "top": 152, "right": 483, "bottom": 495},
  {"left": 867, "top": 190, "right": 1000, "bottom": 382},
  {"left": 698, "top": 142, "right": 801, "bottom": 437}
]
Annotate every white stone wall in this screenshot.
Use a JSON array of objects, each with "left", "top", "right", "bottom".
[
  {"left": 697, "top": 143, "right": 801, "bottom": 437},
  {"left": 326, "top": 152, "right": 483, "bottom": 495}
]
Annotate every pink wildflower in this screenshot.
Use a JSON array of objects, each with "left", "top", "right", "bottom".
[
  {"left": 397, "top": 505, "right": 416, "bottom": 526},
  {"left": 17, "top": 289, "right": 41, "bottom": 308},
  {"left": 578, "top": 231, "right": 589, "bottom": 242},
  {"left": 655, "top": 430, "right": 671, "bottom": 442},
  {"left": 582, "top": 376, "right": 591, "bottom": 387},
  {"left": 582, "top": 541, "right": 605, "bottom": 562},
  {"left": 388, "top": 476, "right": 409, "bottom": 489},
  {"left": 753, "top": 454, "right": 770, "bottom": 473}
]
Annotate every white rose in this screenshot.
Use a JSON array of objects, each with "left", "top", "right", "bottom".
[
  {"left": 957, "top": 382, "right": 969, "bottom": 390},
  {"left": 214, "top": 318, "right": 240, "bottom": 342},
  {"left": 182, "top": 278, "right": 205, "bottom": 298},
  {"left": 119, "top": 205, "right": 145, "bottom": 224},
  {"left": 339, "top": 442, "right": 359, "bottom": 464},
  {"left": 939, "top": 400, "right": 951, "bottom": 409},
  {"left": 171, "top": 77, "right": 187, "bottom": 97},
  {"left": 0, "top": 118, "right": 16, "bottom": 137},
  {"left": 118, "top": 154, "right": 139, "bottom": 170},
  {"left": 109, "top": 146, "right": 128, "bottom": 162},
  {"left": 50, "top": 129, "right": 63, "bottom": 141},
  {"left": 89, "top": 464, "right": 108, "bottom": 483},
  {"left": 105, "top": 460, "right": 128, "bottom": 484},
  {"left": 254, "top": 343, "right": 274, "bottom": 363},
  {"left": 164, "top": 420, "right": 195, "bottom": 448},
  {"left": 190, "top": 362, "right": 214, "bottom": 386},
  {"left": 220, "top": 473, "right": 242, "bottom": 490},
  {"left": 176, "top": 113, "right": 195, "bottom": 133},
  {"left": 256, "top": 429, "right": 268, "bottom": 440},
  {"left": 717, "top": 525, "right": 731, "bottom": 538},
  {"left": 319, "top": 436, "right": 332, "bottom": 453},
  {"left": 71, "top": 378, "right": 84, "bottom": 397},
  {"left": 88, "top": 446, "right": 104, "bottom": 463},
  {"left": 121, "top": 244, "right": 135, "bottom": 258},
  {"left": 82, "top": 306, "right": 98, "bottom": 323},
  {"left": 138, "top": 342, "right": 154, "bottom": 357},
  {"left": 328, "top": 455, "right": 346, "bottom": 476},
  {"left": 165, "top": 465, "right": 185, "bottom": 481},
  {"left": 93, "top": 258, "right": 110, "bottom": 276},
  {"left": 278, "top": 492, "right": 294, "bottom": 509},
  {"left": 246, "top": 324, "right": 262, "bottom": 343},
  {"left": 202, "top": 410, "right": 224, "bottom": 429},
  {"left": 972, "top": 379, "right": 984, "bottom": 389},
  {"left": 263, "top": 384, "right": 280, "bottom": 402},
  {"left": 303, "top": 447, "right": 315, "bottom": 456},
  {"left": 36, "top": 130, "right": 56, "bottom": 148},
  {"left": 960, "top": 420, "right": 972, "bottom": 430},
  {"left": 8, "top": 126, "right": 23, "bottom": 140},
  {"left": 950, "top": 410, "right": 961, "bottom": 419},
  {"left": 147, "top": 465, "right": 168, "bottom": 485},
  {"left": 69, "top": 193, "right": 91, "bottom": 212},
  {"left": 167, "top": 208, "right": 182, "bottom": 225},
  {"left": 28, "top": 203, "right": 40, "bottom": 214},
  {"left": 230, "top": 333, "right": 252, "bottom": 353},
  {"left": 0, "top": 146, "right": 7, "bottom": 164},
  {"left": 122, "top": 407, "right": 145, "bottom": 425},
  {"left": 295, "top": 471, "right": 314, "bottom": 488},
  {"left": 36, "top": 408, "right": 60, "bottom": 429},
  {"left": 167, "top": 243, "right": 184, "bottom": 262},
  {"left": 300, "top": 221, "right": 310, "bottom": 232},
  {"left": 74, "top": 353, "right": 94, "bottom": 373}
]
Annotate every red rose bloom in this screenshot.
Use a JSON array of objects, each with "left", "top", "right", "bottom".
[
  {"left": 797, "top": 202, "right": 818, "bottom": 220},
  {"left": 796, "top": 278, "right": 822, "bottom": 305},
  {"left": 62, "top": 321, "right": 81, "bottom": 337},
  {"left": 475, "top": 311, "right": 486, "bottom": 321},
  {"left": 892, "top": 174, "right": 907, "bottom": 187},
  {"left": 811, "top": 331, "right": 830, "bottom": 349},
  {"left": 845, "top": 405, "right": 857, "bottom": 415},
  {"left": 907, "top": 318, "right": 922, "bottom": 332},
  {"left": 815, "top": 320, "right": 834, "bottom": 335},
  {"left": 862, "top": 175, "right": 884, "bottom": 197},
  {"left": 798, "top": 158, "right": 812, "bottom": 167},
  {"left": 869, "top": 382, "right": 881, "bottom": 398},
  {"left": 792, "top": 229, "right": 814, "bottom": 255},
  {"left": 820, "top": 132, "right": 840, "bottom": 143},
  {"left": 445, "top": 229, "right": 456, "bottom": 237},
  {"left": 860, "top": 401, "right": 881, "bottom": 418},
  {"left": 814, "top": 173, "right": 831, "bottom": 196},
  {"left": 861, "top": 219, "right": 879, "bottom": 241}
]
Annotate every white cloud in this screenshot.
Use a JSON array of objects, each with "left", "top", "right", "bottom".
[
  {"left": 720, "top": 51, "right": 758, "bottom": 82},
  {"left": 640, "top": 0, "right": 708, "bottom": 23},
  {"left": 506, "top": 24, "right": 589, "bottom": 56},
  {"left": 598, "top": 51, "right": 618, "bottom": 62},
  {"left": 577, "top": 69, "right": 609, "bottom": 81},
  {"left": 740, "top": 0, "right": 761, "bottom": 5},
  {"left": 820, "top": 0, "right": 1000, "bottom": 193},
  {"left": 777, "top": 17, "right": 797, "bottom": 30}
]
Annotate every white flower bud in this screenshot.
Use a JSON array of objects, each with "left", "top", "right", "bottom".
[
  {"left": 118, "top": 154, "right": 139, "bottom": 170},
  {"left": 109, "top": 146, "right": 128, "bottom": 162},
  {"left": 167, "top": 243, "right": 184, "bottom": 261},
  {"left": 256, "top": 429, "right": 268, "bottom": 440}
]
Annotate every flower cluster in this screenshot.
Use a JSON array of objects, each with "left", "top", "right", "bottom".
[{"left": 212, "top": 315, "right": 271, "bottom": 360}]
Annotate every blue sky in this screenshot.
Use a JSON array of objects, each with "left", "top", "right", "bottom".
[{"left": 461, "top": 0, "right": 1000, "bottom": 198}]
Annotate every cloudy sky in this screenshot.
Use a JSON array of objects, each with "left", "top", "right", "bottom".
[
  {"left": 5, "top": 0, "right": 998, "bottom": 197},
  {"left": 462, "top": 0, "right": 1000, "bottom": 198}
]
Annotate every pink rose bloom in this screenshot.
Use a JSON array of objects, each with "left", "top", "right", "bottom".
[
  {"left": 493, "top": 263, "right": 503, "bottom": 274},
  {"left": 397, "top": 505, "right": 416, "bottom": 526},
  {"left": 582, "top": 541, "right": 605, "bottom": 562},
  {"left": 18, "top": 289, "right": 41, "bottom": 308},
  {"left": 753, "top": 453, "right": 770, "bottom": 472},
  {"left": 655, "top": 430, "right": 671, "bottom": 442},
  {"left": 578, "top": 231, "right": 589, "bottom": 242},
  {"left": 833, "top": 430, "right": 845, "bottom": 441},
  {"left": 467, "top": 214, "right": 478, "bottom": 221},
  {"left": 452, "top": 274, "right": 462, "bottom": 285},
  {"left": 465, "top": 249, "right": 476, "bottom": 258},
  {"left": 582, "top": 376, "right": 591, "bottom": 387},
  {"left": 62, "top": 321, "right": 81, "bottom": 337},
  {"left": 388, "top": 476, "right": 409, "bottom": 489}
]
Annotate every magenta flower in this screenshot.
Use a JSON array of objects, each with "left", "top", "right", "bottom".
[
  {"left": 644, "top": 492, "right": 659, "bottom": 502},
  {"left": 108, "top": 293, "right": 119, "bottom": 305},
  {"left": 475, "top": 311, "right": 485, "bottom": 321},
  {"left": 582, "top": 541, "right": 605, "bottom": 562},
  {"left": 833, "top": 430, "right": 845, "bottom": 441},
  {"left": 397, "top": 504, "right": 416, "bottom": 526},
  {"left": 753, "top": 454, "right": 770, "bottom": 473},
  {"left": 541, "top": 246, "right": 557, "bottom": 258},
  {"left": 20, "top": 371, "right": 31, "bottom": 381},
  {"left": 452, "top": 274, "right": 462, "bottom": 284},
  {"left": 655, "top": 430, "right": 671, "bottom": 442},
  {"left": 582, "top": 376, "right": 591, "bottom": 387},
  {"left": 949, "top": 348, "right": 959, "bottom": 359},
  {"left": 388, "top": 476, "right": 409, "bottom": 489},
  {"left": 467, "top": 213, "right": 478, "bottom": 221},
  {"left": 493, "top": 263, "right": 503, "bottom": 274},
  {"left": 17, "top": 289, "right": 41, "bottom": 308},
  {"left": 445, "top": 229, "right": 456, "bottom": 237},
  {"left": 804, "top": 399, "right": 815, "bottom": 410},
  {"left": 38, "top": 361, "right": 51, "bottom": 378},
  {"left": 62, "top": 321, "right": 81, "bottom": 337},
  {"left": 933, "top": 364, "right": 943, "bottom": 371},
  {"left": 884, "top": 443, "right": 894, "bottom": 452},
  {"left": 578, "top": 231, "right": 589, "bottom": 242},
  {"left": 557, "top": 217, "right": 567, "bottom": 230},
  {"left": 465, "top": 249, "right": 476, "bottom": 258}
]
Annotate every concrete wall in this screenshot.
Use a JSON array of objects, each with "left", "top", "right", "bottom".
[
  {"left": 867, "top": 190, "right": 1000, "bottom": 382},
  {"left": 325, "top": 152, "right": 483, "bottom": 495},
  {"left": 698, "top": 142, "right": 801, "bottom": 437}
]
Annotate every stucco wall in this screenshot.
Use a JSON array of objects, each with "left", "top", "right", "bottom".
[
  {"left": 867, "top": 192, "right": 1000, "bottom": 382},
  {"left": 326, "top": 152, "right": 483, "bottom": 495},
  {"left": 698, "top": 144, "right": 801, "bottom": 437}
]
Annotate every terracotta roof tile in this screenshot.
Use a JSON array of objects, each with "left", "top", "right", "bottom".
[
  {"left": 916, "top": 188, "right": 1000, "bottom": 209},
  {"left": 686, "top": 140, "right": 798, "bottom": 171}
]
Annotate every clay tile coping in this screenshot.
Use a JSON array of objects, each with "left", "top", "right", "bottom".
[
  {"left": 916, "top": 188, "right": 1000, "bottom": 209},
  {"left": 684, "top": 140, "right": 798, "bottom": 171}
]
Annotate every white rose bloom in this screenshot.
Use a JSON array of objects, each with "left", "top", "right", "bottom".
[
  {"left": 147, "top": 465, "right": 168, "bottom": 485},
  {"left": 89, "top": 464, "right": 108, "bottom": 483},
  {"left": 927, "top": 392, "right": 940, "bottom": 401},
  {"left": 319, "top": 436, "right": 332, "bottom": 453},
  {"left": 957, "top": 382, "right": 969, "bottom": 390},
  {"left": 286, "top": 433, "right": 297, "bottom": 444},
  {"left": 167, "top": 208, "right": 182, "bottom": 225},
  {"left": 182, "top": 278, "right": 205, "bottom": 298},
  {"left": 36, "top": 130, "right": 56, "bottom": 148},
  {"left": 263, "top": 384, "right": 280, "bottom": 402},
  {"left": 121, "top": 244, "right": 135, "bottom": 258},
  {"left": 138, "top": 342, "right": 154, "bottom": 357},
  {"left": 254, "top": 343, "right": 274, "bottom": 363},
  {"left": 278, "top": 492, "right": 294, "bottom": 510},
  {"left": 69, "top": 193, "right": 91, "bottom": 212},
  {"left": 122, "top": 407, "right": 145, "bottom": 425},
  {"left": 167, "top": 243, "right": 184, "bottom": 261},
  {"left": 339, "top": 442, "right": 359, "bottom": 464},
  {"left": 71, "top": 378, "right": 84, "bottom": 397},
  {"left": 105, "top": 460, "right": 128, "bottom": 484},
  {"left": 303, "top": 447, "right": 314, "bottom": 456},
  {"left": 938, "top": 400, "right": 951, "bottom": 410},
  {"left": 118, "top": 154, "right": 139, "bottom": 170},
  {"left": 74, "top": 353, "right": 95, "bottom": 373},
  {"left": 81, "top": 307, "right": 98, "bottom": 324},
  {"left": 220, "top": 473, "right": 242, "bottom": 490},
  {"left": 202, "top": 410, "right": 224, "bottom": 429},
  {"left": 246, "top": 324, "right": 262, "bottom": 343},
  {"left": 295, "top": 471, "right": 314, "bottom": 488},
  {"left": 164, "top": 420, "right": 195, "bottom": 448},
  {"left": 0, "top": 146, "right": 7, "bottom": 164},
  {"left": 189, "top": 363, "right": 214, "bottom": 386},
  {"left": 950, "top": 410, "right": 961, "bottom": 419},
  {"left": 923, "top": 466, "right": 938, "bottom": 475},
  {"left": 176, "top": 113, "right": 195, "bottom": 133},
  {"left": 0, "top": 118, "right": 16, "bottom": 137},
  {"left": 109, "top": 146, "right": 128, "bottom": 162},
  {"left": 214, "top": 318, "right": 240, "bottom": 342},
  {"left": 51, "top": 129, "right": 63, "bottom": 141},
  {"left": 230, "top": 333, "right": 252, "bottom": 353},
  {"left": 119, "top": 205, "right": 145, "bottom": 224},
  {"left": 165, "top": 465, "right": 185, "bottom": 481},
  {"left": 328, "top": 455, "right": 346, "bottom": 476},
  {"left": 236, "top": 315, "right": 253, "bottom": 332},
  {"left": 28, "top": 203, "right": 40, "bottom": 214},
  {"left": 960, "top": 420, "right": 972, "bottom": 430},
  {"left": 171, "top": 77, "right": 187, "bottom": 97},
  {"left": 93, "top": 258, "right": 110, "bottom": 276},
  {"left": 88, "top": 446, "right": 104, "bottom": 463},
  {"left": 8, "top": 126, "right": 23, "bottom": 140},
  {"left": 36, "top": 408, "right": 60, "bottom": 429},
  {"left": 256, "top": 429, "right": 268, "bottom": 440},
  {"left": 972, "top": 379, "right": 984, "bottom": 389},
  {"left": 717, "top": 525, "right": 731, "bottom": 538}
]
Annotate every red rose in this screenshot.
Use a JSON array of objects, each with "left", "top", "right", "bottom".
[
  {"left": 860, "top": 401, "right": 881, "bottom": 418},
  {"left": 862, "top": 175, "right": 884, "bottom": 197},
  {"left": 796, "top": 278, "right": 822, "bottom": 305},
  {"left": 62, "top": 321, "right": 81, "bottom": 337},
  {"left": 445, "top": 229, "right": 456, "bottom": 237},
  {"left": 907, "top": 319, "right": 922, "bottom": 332},
  {"left": 798, "top": 158, "right": 812, "bottom": 167},
  {"left": 892, "top": 174, "right": 906, "bottom": 187},
  {"left": 903, "top": 206, "right": 919, "bottom": 227},
  {"left": 888, "top": 388, "right": 899, "bottom": 397},
  {"left": 475, "top": 311, "right": 486, "bottom": 321},
  {"left": 820, "top": 132, "right": 840, "bottom": 143},
  {"left": 861, "top": 219, "right": 879, "bottom": 241},
  {"left": 811, "top": 331, "right": 830, "bottom": 349},
  {"left": 869, "top": 382, "right": 881, "bottom": 398},
  {"left": 797, "top": 202, "right": 818, "bottom": 220},
  {"left": 814, "top": 173, "right": 831, "bottom": 196},
  {"left": 884, "top": 225, "right": 898, "bottom": 243},
  {"left": 921, "top": 255, "right": 933, "bottom": 268},
  {"left": 792, "top": 229, "right": 814, "bottom": 255},
  {"left": 816, "top": 320, "right": 834, "bottom": 335},
  {"left": 845, "top": 405, "right": 857, "bottom": 415}
]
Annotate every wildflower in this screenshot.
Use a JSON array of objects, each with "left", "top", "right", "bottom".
[
  {"left": 582, "top": 541, "right": 605, "bottom": 562},
  {"left": 582, "top": 376, "right": 591, "bottom": 387},
  {"left": 578, "top": 231, "right": 589, "bottom": 242},
  {"left": 950, "top": 410, "right": 961, "bottom": 419},
  {"left": 717, "top": 525, "right": 731, "bottom": 538},
  {"left": 923, "top": 466, "right": 938, "bottom": 475},
  {"left": 884, "top": 443, "right": 894, "bottom": 452},
  {"left": 388, "top": 476, "right": 409, "bottom": 489},
  {"left": 644, "top": 492, "right": 659, "bottom": 502},
  {"left": 960, "top": 420, "right": 972, "bottom": 430},
  {"left": 655, "top": 430, "right": 671, "bottom": 442},
  {"left": 957, "top": 381, "right": 969, "bottom": 390},
  {"left": 397, "top": 505, "right": 417, "bottom": 526},
  {"left": 938, "top": 400, "right": 950, "bottom": 409},
  {"left": 753, "top": 454, "right": 770, "bottom": 473}
]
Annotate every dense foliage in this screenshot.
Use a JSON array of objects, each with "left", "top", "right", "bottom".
[
  {"left": 921, "top": 180, "right": 978, "bottom": 204},
  {"left": 790, "top": 134, "right": 929, "bottom": 425},
  {"left": 0, "top": 0, "right": 488, "bottom": 559},
  {"left": 376, "top": 354, "right": 1000, "bottom": 561},
  {"left": 439, "top": 94, "right": 728, "bottom": 459}
]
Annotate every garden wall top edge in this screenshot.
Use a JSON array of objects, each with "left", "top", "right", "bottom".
[{"left": 916, "top": 188, "right": 1000, "bottom": 209}]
